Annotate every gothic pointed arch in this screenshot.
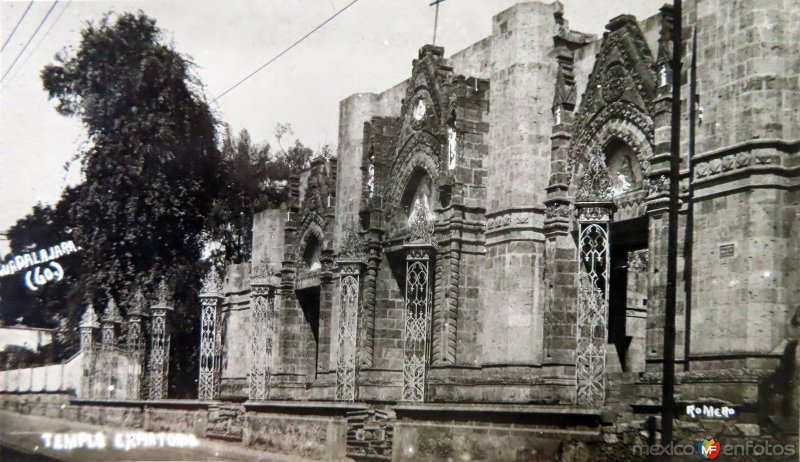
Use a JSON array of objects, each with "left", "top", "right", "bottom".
[{"left": 566, "top": 15, "right": 657, "bottom": 204}]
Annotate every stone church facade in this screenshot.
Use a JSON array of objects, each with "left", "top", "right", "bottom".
[{"left": 212, "top": 1, "right": 798, "bottom": 460}]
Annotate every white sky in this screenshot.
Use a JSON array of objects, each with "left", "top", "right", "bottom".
[{"left": 0, "top": 0, "right": 666, "bottom": 253}]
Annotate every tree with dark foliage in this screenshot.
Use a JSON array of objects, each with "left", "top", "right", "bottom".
[
  {"left": 208, "top": 125, "right": 320, "bottom": 266},
  {"left": 39, "top": 11, "right": 221, "bottom": 396},
  {"left": 41, "top": 12, "right": 221, "bottom": 303}
]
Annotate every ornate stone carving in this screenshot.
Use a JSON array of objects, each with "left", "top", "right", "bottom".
[
  {"left": 406, "top": 198, "right": 435, "bottom": 244},
  {"left": 346, "top": 409, "right": 395, "bottom": 460},
  {"left": 628, "top": 249, "right": 649, "bottom": 274},
  {"left": 565, "top": 18, "right": 657, "bottom": 200},
  {"left": 646, "top": 175, "right": 669, "bottom": 197},
  {"left": 602, "top": 63, "right": 628, "bottom": 103},
  {"left": 576, "top": 151, "right": 612, "bottom": 201},
  {"left": 411, "top": 98, "right": 429, "bottom": 130},
  {"left": 102, "top": 297, "right": 121, "bottom": 323},
  {"left": 201, "top": 267, "right": 223, "bottom": 297},
  {"left": 80, "top": 303, "right": 99, "bottom": 328},
  {"left": 206, "top": 404, "right": 244, "bottom": 441},
  {"left": 694, "top": 149, "right": 772, "bottom": 179},
  {"left": 447, "top": 127, "right": 458, "bottom": 170},
  {"left": 156, "top": 279, "right": 173, "bottom": 306},
  {"left": 129, "top": 288, "right": 146, "bottom": 316},
  {"left": 577, "top": 205, "right": 613, "bottom": 222},
  {"left": 545, "top": 203, "right": 571, "bottom": 219},
  {"left": 340, "top": 223, "right": 366, "bottom": 261},
  {"left": 251, "top": 256, "right": 279, "bottom": 285},
  {"left": 485, "top": 211, "right": 533, "bottom": 230}
]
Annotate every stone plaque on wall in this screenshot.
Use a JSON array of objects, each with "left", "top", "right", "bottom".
[{"left": 719, "top": 243, "right": 735, "bottom": 259}]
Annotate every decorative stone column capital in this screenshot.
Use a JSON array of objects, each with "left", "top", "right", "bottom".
[
  {"left": 337, "top": 258, "right": 367, "bottom": 277},
  {"left": 575, "top": 201, "right": 614, "bottom": 222},
  {"left": 250, "top": 260, "right": 281, "bottom": 289}
]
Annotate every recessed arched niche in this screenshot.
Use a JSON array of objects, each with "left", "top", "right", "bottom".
[
  {"left": 302, "top": 233, "right": 323, "bottom": 271},
  {"left": 398, "top": 166, "right": 436, "bottom": 229},
  {"left": 604, "top": 138, "right": 643, "bottom": 198}
]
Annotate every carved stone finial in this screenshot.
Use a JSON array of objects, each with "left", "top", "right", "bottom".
[
  {"left": 80, "top": 304, "right": 99, "bottom": 328},
  {"left": 103, "top": 297, "right": 121, "bottom": 323},
  {"left": 407, "top": 197, "right": 435, "bottom": 244},
  {"left": 577, "top": 150, "right": 612, "bottom": 201},
  {"left": 129, "top": 288, "right": 145, "bottom": 316},
  {"left": 201, "top": 266, "right": 223, "bottom": 296},
  {"left": 251, "top": 254, "right": 279, "bottom": 284},
  {"left": 156, "top": 279, "right": 173, "bottom": 306},
  {"left": 339, "top": 221, "right": 366, "bottom": 260}
]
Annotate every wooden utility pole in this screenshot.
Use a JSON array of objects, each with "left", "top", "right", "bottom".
[{"left": 662, "top": 0, "right": 682, "bottom": 448}]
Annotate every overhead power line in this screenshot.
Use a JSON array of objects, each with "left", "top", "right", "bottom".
[
  {"left": 1, "top": 1, "right": 34, "bottom": 52},
  {"left": 211, "top": 0, "right": 360, "bottom": 103},
  {"left": 1, "top": 0, "right": 60, "bottom": 83},
  {"left": 6, "top": 0, "right": 72, "bottom": 86}
]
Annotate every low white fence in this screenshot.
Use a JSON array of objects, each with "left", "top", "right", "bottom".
[{"left": 0, "top": 351, "right": 82, "bottom": 394}]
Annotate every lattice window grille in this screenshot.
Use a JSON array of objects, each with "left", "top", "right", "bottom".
[
  {"left": 199, "top": 297, "right": 220, "bottom": 400},
  {"left": 336, "top": 273, "right": 360, "bottom": 401},
  {"left": 249, "top": 285, "right": 275, "bottom": 400},
  {"left": 575, "top": 221, "right": 610, "bottom": 406},
  {"left": 402, "top": 248, "right": 433, "bottom": 402},
  {"left": 126, "top": 318, "right": 145, "bottom": 400},
  {"left": 148, "top": 311, "right": 169, "bottom": 400}
]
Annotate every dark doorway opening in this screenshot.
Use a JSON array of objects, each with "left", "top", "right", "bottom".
[
  {"left": 296, "top": 286, "right": 321, "bottom": 382},
  {"left": 608, "top": 215, "right": 648, "bottom": 371}
]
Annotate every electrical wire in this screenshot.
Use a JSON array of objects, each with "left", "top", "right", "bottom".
[
  {"left": 1, "top": 1, "right": 34, "bottom": 52},
  {"left": 5, "top": 0, "right": 72, "bottom": 86},
  {"left": 2, "top": 0, "right": 60, "bottom": 83},
  {"left": 211, "top": 0, "right": 360, "bottom": 103}
]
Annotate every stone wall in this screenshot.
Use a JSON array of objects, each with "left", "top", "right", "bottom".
[
  {"left": 477, "top": 1, "right": 561, "bottom": 369},
  {"left": 220, "top": 263, "right": 250, "bottom": 398},
  {"left": 684, "top": 0, "right": 800, "bottom": 369},
  {"left": 243, "top": 401, "right": 355, "bottom": 461},
  {"left": 334, "top": 82, "right": 407, "bottom": 252},
  {"left": 0, "top": 394, "right": 212, "bottom": 437}
]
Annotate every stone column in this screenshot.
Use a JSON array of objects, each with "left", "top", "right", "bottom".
[
  {"left": 574, "top": 202, "right": 613, "bottom": 406},
  {"left": 126, "top": 289, "right": 147, "bottom": 400},
  {"left": 100, "top": 297, "right": 122, "bottom": 399},
  {"left": 249, "top": 263, "right": 280, "bottom": 401},
  {"left": 78, "top": 304, "right": 99, "bottom": 398},
  {"left": 198, "top": 267, "right": 223, "bottom": 401},
  {"left": 148, "top": 281, "right": 173, "bottom": 400},
  {"left": 401, "top": 199, "right": 436, "bottom": 402}
]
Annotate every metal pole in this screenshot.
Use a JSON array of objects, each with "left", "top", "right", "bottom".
[
  {"left": 662, "top": 0, "right": 682, "bottom": 447},
  {"left": 684, "top": 26, "right": 697, "bottom": 372}
]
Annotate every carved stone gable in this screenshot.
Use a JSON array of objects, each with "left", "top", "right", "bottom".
[
  {"left": 572, "top": 15, "right": 656, "bottom": 130},
  {"left": 566, "top": 15, "right": 657, "bottom": 200},
  {"left": 300, "top": 158, "right": 337, "bottom": 215}
]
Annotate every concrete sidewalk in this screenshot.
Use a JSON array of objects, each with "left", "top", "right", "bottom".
[{"left": 0, "top": 410, "right": 323, "bottom": 462}]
